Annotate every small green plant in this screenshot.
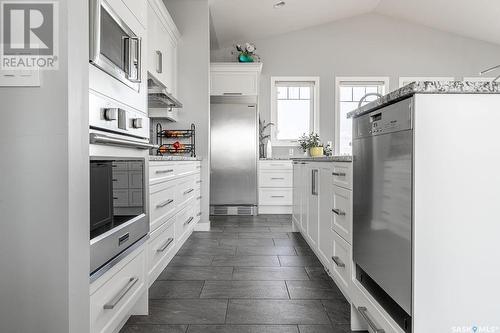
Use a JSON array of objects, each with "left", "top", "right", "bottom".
[{"left": 298, "top": 133, "right": 322, "bottom": 152}]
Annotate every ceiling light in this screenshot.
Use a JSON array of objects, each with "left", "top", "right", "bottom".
[{"left": 273, "top": 1, "right": 285, "bottom": 9}]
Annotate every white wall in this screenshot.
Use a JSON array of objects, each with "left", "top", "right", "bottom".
[
  {"left": 211, "top": 13, "right": 500, "bottom": 157},
  {"left": 0, "top": 0, "right": 89, "bottom": 332},
  {"left": 163, "top": 0, "right": 211, "bottom": 227}
]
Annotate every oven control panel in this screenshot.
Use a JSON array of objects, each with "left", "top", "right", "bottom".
[{"left": 89, "top": 90, "right": 149, "bottom": 139}]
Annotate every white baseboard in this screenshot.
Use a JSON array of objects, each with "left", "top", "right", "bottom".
[
  {"left": 258, "top": 205, "right": 292, "bottom": 214},
  {"left": 194, "top": 222, "right": 211, "bottom": 231}
]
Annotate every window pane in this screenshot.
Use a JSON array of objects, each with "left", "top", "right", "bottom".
[
  {"left": 352, "top": 87, "right": 366, "bottom": 101},
  {"left": 365, "top": 86, "right": 378, "bottom": 94},
  {"left": 339, "top": 87, "right": 352, "bottom": 101},
  {"left": 277, "top": 87, "right": 288, "bottom": 100},
  {"left": 288, "top": 87, "right": 300, "bottom": 99},
  {"left": 277, "top": 100, "right": 310, "bottom": 140},
  {"left": 299, "top": 87, "right": 311, "bottom": 100}
]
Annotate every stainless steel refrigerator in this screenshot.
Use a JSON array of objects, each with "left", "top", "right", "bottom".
[{"left": 210, "top": 102, "right": 258, "bottom": 215}]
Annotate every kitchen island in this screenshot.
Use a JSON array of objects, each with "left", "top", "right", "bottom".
[{"left": 345, "top": 81, "right": 500, "bottom": 333}]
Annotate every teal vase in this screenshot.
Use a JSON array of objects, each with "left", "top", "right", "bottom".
[{"left": 238, "top": 54, "right": 254, "bottom": 63}]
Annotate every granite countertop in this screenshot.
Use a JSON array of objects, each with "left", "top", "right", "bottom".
[
  {"left": 259, "top": 157, "right": 292, "bottom": 160},
  {"left": 149, "top": 155, "right": 202, "bottom": 161},
  {"left": 348, "top": 81, "right": 500, "bottom": 119},
  {"left": 291, "top": 156, "right": 352, "bottom": 163}
]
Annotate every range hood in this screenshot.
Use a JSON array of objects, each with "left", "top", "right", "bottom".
[{"left": 148, "top": 77, "right": 183, "bottom": 109}]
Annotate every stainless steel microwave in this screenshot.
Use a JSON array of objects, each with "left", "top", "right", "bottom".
[{"left": 89, "top": 0, "right": 142, "bottom": 91}]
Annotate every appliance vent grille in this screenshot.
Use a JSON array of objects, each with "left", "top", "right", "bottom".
[
  {"left": 237, "top": 206, "right": 253, "bottom": 215},
  {"left": 210, "top": 206, "right": 256, "bottom": 216}
]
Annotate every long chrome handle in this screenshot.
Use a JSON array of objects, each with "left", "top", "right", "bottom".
[
  {"left": 271, "top": 177, "right": 285, "bottom": 180},
  {"left": 183, "top": 188, "right": 194, "bottom": 195},
  {"left": 332, "top": 208, "right": 346, "bottom": 216},
  {"left": 271, "top": 195, "right": 285, "bottom": 198},
  {"left": 103, "top": 277, "right": 139, "bottom": 310},
  {"left": 90, "top": 133, "right": 156, "bottom": 149},
  {"left": 331, "top": 256, "right": 345, "bottom": 268},
  {"left": 156, "top": 199, "right": 173, "bottom": 208},
  {"left": 358, "top": 307, "right": 385, "bottom": 333},
  {"left": 157, "top": 237, "right": 174, "bottom": 253},
  {"left": 311, "top": 169, "right": 318, "bottom": 195},
  {"left": 156, "top": 50, "right": 163, "bottom": 74},
  {"left": 156, "top": 169, "right": 174, "bottom": 174},
  {"left": 223, "top": 92, "right": 243, "bottom": 95},
  {"left": 125, "top": 37, "right": 142, "bottom": 83},
  {"left": 184, "top": 217, "right": 194, "bottom": 225},
  {"left": 332, "top": 172, "right": 346, "bottom": 177}
]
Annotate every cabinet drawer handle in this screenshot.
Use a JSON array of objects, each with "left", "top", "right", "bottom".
[
  {"left": 156, "top": 169, "right": 174, "bottom": 174},
  {"left": 197, "top": 212, "right": 202, "bottom": 216},
  {"left": 183, "top": 188, "right": 194, "bottom": 195},
  {"left": 103, "top": 277, "right": 139, "bottom": 310},
  {"left": 156, "top": 199, "right": 174, "bottom": 208},
  {"left": 271, "top": 177, "right": 285, "bottom": 180},
  {"left": 332, "top": 208, "right": 346, "bottom": 216},
  {"left": 184, "top": 216, "right": 194, "bottom": 225},
  {"left": 196, "top": 180, "right": 202, "bottom": 184},
  {"left": 197, "top": 196, "right": 202, "bottom": 200},
  {"left": 157, "top": 237, "right": 174, "bottom": 253},
  {"left": 331, "top": 256, "right": 346, "bottom": 268},
  {"left": 156, "top": 50, "right": 163, "bottom": 74},
  {"left": 332, "top": 172, "right": 346, "bottom": 177},
  {"left": 271, "top": 195, "right": 285, "bottom": 198},
  {"left": 223, "top": 92, "right": 243, "bottom": 95},
  {"left": 357, "top": 306, "right": 385, "bottom": 333}
]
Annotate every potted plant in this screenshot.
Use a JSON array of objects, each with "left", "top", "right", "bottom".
[
  {"left": 298, "top": 133, "right": 324, "bottom": 157},
  {"left": 232, "top": 43, "right": 261, "bottom": 63}
]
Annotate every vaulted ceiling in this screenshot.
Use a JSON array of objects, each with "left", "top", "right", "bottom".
[{"left": 209, "top": 0, "right": 500, "bottom": 48}]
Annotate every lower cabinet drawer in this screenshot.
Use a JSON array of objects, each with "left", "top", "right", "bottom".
[
  {"left": 331, "top": 231, "right": 351, "bottom": 297},
  {"left": 259, "top": 170, "right": 293, "bottom": 188},
  {"left": 175, "top": 203, "right": 196, "bottom": 248},
  {"left": 148, "top": 217, "right": 176, "bottom": 284},
  {"left": 331, "top": 185, "right": 352, "bottom": 244},
  {"left": 150, "top": 180, "right": 176, "bottom": 232},
  {"left": 351, "top": 279, "right": 404, "bottom": 333},
  {"left": 90, "top": 248, "right": 146, "bottom": 333},
  {"left": 149, "top": 163, "right": 177, "bottom": 185},
  {"left": 177, "top": 176, "right": 196, "bottom": 208},
  {"left": 258, "top": 188, "right": 293, "bottom": 206}
]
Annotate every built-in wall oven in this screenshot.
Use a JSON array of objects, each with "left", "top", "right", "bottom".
[
  {"left": 89, "top": 0, "right": 142, "bottom": 91},
  {"left": 352, "top": 98, "right": 413, "bottom": 332},
  {"left": 89, "top": 91, "right": 153, "bottom": 280}
]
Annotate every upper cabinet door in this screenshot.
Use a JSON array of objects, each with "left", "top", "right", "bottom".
[
  {"left": 210, "top": 63, "right": 263, "bottom": 96},
  {"left": 147, "top": 0, "right": 180, "bottom": 96}
]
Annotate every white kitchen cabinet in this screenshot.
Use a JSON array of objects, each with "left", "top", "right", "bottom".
[
  {"left": 307, "top": 166, "right": 319, "bottom": 247},
  {"left": 317, "top": 165, "right": 334, "bottom": 267},
  {"left": 292, "top": 162, "right": 302, "bottom": 224},
  {"left": 148, "top": 216, "right": 176, "bottom": 285},
  {"left": 90, "top": 243, "right": 147, "bottom": 333},
  {"left": 331, "top": 231, "right": 352, "bottom": 299},
  {"left": 258, "top": 160, "right": 293, "bottom": 214},
  {"left": 210, "top": 63, "right": 263, "bottom": 96},
  {"left": 147, "top": 0, "right": 180, "bottom": 96}
]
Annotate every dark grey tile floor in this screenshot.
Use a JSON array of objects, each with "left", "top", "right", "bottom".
[{"left": 122, "top": 215, "right": 363, "bottom": 333}]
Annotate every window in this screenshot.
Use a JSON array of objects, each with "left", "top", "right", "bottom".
[
  {"left": 335, "top": 77, "right": 389, "bottom": 155},
  {"left": 271, "top": 77, "right": 319, "bottom": 146}
]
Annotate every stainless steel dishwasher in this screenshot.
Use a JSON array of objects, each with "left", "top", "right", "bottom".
[{"left": 352, "top": 97, "right": 413, "bottom": 332}]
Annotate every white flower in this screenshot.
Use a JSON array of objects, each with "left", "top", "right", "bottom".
[{"left": 245, "top": 43, "right": 255, "bottom": 53}]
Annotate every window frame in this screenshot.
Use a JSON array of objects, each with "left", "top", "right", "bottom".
[
  {"left": 270, "top": 76, "right": 320, "bottom": 147},
  {"left": 334, "top": 76, "right": 390, "bottom": 155}
]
